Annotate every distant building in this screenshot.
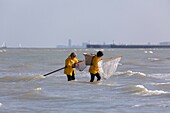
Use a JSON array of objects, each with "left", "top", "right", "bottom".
[
  {"left": 82, "top": 42, "right": 88, "bottom": 48},
  {"left": 159, "top": 42, "right": 170, "bottom": 45},
  {"left": 68, "top": 39, "right": 71, "bottom": 47},
  {"left": 87, "top": 43, "right": 170, "bottom": 48},
  {"left": 56, "top": 39, "right": 87, "bottom": 48}
]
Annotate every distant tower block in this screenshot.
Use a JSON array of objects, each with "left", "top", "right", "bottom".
[{"left": 68, "top": 39, "right": 71, "bottom": 47}]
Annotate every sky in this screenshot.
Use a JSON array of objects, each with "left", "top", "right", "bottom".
[{"left": 1, "top": 0, "right": 170, "bottom": 48}]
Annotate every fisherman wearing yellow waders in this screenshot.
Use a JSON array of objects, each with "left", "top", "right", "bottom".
[
  {"left": 64, "top": 52, "right": 79, "bottom": 81},
  {"left": 89, "top": 51, "right": 104, "bottom": 82}
]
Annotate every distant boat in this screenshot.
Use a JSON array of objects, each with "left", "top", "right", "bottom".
[
  {"left": 19, "top": 43, "right": 22, "bottom": 48},
  {"left": 1, "top": 42, "right": 7, "bottom": 48}
]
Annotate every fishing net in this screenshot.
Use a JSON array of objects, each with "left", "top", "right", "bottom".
[
  {"left": 98, "top": 56, "right": 121, "bottom": 79},
  {"left": 76, "top": 61, "right": 87, "bottom": 71},
  {"left": 81, "top": 53, "right": 122, "bottom": 79}
]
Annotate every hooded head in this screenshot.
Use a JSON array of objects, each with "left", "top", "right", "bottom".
[
  {"left": 70, "top": 52, "right": 77, "bottom": 59},
  {"left": 97, "top": 51, "right": 104, "bottom": 57}
]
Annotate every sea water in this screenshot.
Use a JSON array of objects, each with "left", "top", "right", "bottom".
[{"left": 0, "top": 48, "right": 170, "bottom": 113}]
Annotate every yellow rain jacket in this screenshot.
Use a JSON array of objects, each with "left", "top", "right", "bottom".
[
  {"left": 89, "top": 56, "right": 101, "bottom": 74},
  {"left": 64, "top": 56, "right": 78, "bottom": 76}
]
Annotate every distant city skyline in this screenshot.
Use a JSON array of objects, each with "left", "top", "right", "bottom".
[
  {"left": 1, "top": 39, "right": 170, "bottom": 48},
  {"left": 56, "top": 39, "right": 170, "bottom": 48},
  {"left": 1, "top": 0, "right": 170, "bottom": 48}
]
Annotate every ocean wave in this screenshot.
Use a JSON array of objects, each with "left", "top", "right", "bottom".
[
  {"left": 0, "top": 75, "right": 45, "bottom": 82},
  {"left": 114, "top": 70, "right": 146, "bottom": 77},
  {"left": 114, "top": 71, "right": 170, "bottom": 81},
  {"left": 16, "top": 88, "right": 66, "bottom": 101},
  {"left": 0, "top": 49, "right": 7, "bottom": 53},
  {"left": 0, "top": 103, "right": 2, "bottom": 107},
  {"left": 166, "top": 57, "right": 170, "bottom": 60},
  {"left": 133, "top": 85, "right": 170, "bottom": 96},
  {"left": 151, "top": 82, "right": 170, "bottom": 86},
  {"left": 33, "top": 87, "right": 42, "bottom": 91},
  {"left": 148, "top": 58, "right": 161, "bottom": 62},
  {"left": 17, "top": 92, "right": 46, "bottom": 100},
  {"left": 148, "top": 73, "right": 170, "bottom": 80},
  {"left": 122, "top": 85, "right": 170, "bottom": 96},
  {"left": 144, "top": 50, "right": 153, "bottom": 54}
]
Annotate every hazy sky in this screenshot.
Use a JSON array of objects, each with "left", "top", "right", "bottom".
[{"left": 1, "top": 0, "right": 170, "bottom": 47}]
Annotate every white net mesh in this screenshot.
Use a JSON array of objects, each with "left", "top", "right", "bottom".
[
  {"left": 99, "top": 56, "right": 121, "bottom": 79},
  {"left": 76, "top": 61, "right": 87, "bottom": 71}
]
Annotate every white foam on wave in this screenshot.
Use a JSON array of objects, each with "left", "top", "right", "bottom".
[
  {"left": 126, "top": 70, "right": 146, "bottom": 76},
  {"left": 148, "top": 73, "right": 170, "bottom": 80},
  {"left": 151, "top": 82, "right": 170, "bottom": 86},
  {"left": 32, "top": 75, "right": 46, "bottom": 80},
  {"left": 135, "top": 85, "right": 169, "bottom": 96},
  {"left": 0, "top": 75, "right": 46, "bottom": 82},
  {"left": 131, "top": 104, "right": 141, "bottom": 108},
  {"left": 118, "top": 70, "right": 146, "bottom": 77},
  {"left": 144, "top": 50, "right": 153, "bottom": 54},
  {"left": 148, "top": 58, "right": 160, "bottom": 61},
  {"left": 0, "top": 49, "right": 6, "bottom": 53},
  {"left": 112, "top": 70, "right": 146, "bottom": 78},
  {"left": 33, "top": 87, "right": 42, "bottom": 91},
  {"left": 0, "top": 103, "right": 2, "bottom": 107}
]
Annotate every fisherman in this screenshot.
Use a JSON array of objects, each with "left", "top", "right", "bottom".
[
  {"left": 89, "top": 51, "right": 104, "bottom": 82},
  {"left": 64, "top": 52, "right": 79, "bottom": 81}
]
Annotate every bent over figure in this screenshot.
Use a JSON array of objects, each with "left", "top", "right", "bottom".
[{"left": 64, "top": 52, "right": 79, "bottom": 81}]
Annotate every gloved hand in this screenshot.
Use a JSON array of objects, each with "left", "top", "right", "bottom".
[{"left": 72, "top": 63, "right": 78, "bottom": 68}]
